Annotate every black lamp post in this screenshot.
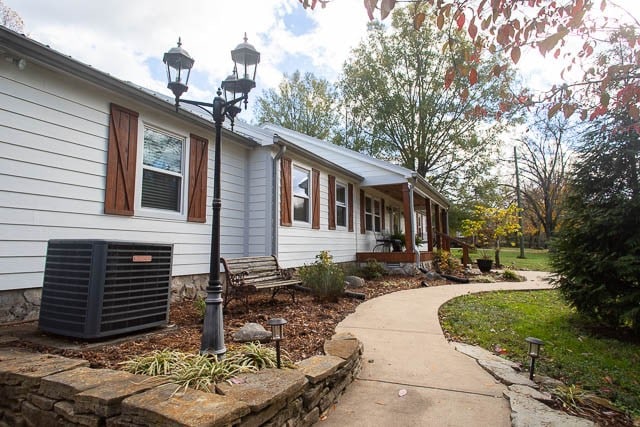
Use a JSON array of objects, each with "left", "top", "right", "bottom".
[
  {"left": 163, "top": 35, "right": 260, "bottom": 358},
  {"left": 525, "top": 337, "right": 544, "bottom": 380}
]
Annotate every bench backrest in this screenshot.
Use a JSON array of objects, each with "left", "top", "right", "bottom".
[{"left": 221, "top": 256, "right": 283, "bottom": 285}]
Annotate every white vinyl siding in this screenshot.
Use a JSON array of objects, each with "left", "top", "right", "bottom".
[
  {"left": 277, "top": 157, "right": 358, "bottom": 268},
  {"left": 0, "top": 60, "right": 253, "bottom": 291}
]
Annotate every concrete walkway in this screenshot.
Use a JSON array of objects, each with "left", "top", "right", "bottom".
[{"left": 321, "top": 271, "right": 554, "bottom": 426}]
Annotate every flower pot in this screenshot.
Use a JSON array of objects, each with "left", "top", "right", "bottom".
[
  {"left": 476, "top": 259, "right": 493, "bottom": 273},
  {"left": 391, "top": 239, "right": 403, "bottom": 252}
]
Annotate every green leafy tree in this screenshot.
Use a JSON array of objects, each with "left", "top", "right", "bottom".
[
  {"left": 460, "top": 204, "right": 521, "bottom": 266},
  {"left": 254, "top": 70, "right": 340, "bottom": 140},
  {"left": 551, "top": 108, "right": 640, "bottom": 333},
  {"left": 339, "top": 5, "right": 517, "bottom": 198}
]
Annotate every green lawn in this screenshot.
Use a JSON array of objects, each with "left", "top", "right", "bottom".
[
  {"left": 452, "top": 247, "right": 551, "bottom": 271},
  {"left": 439, "top": 290, "right": 640, "bottom": 416}
]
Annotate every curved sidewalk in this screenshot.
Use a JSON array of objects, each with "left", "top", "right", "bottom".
[{"left": 321, "top": 271, "right": 553, "bottom": 426}]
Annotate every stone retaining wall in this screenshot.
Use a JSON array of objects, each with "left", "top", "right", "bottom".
[{"left": 0, "top": 332, "right": 362, "bottom": 426}]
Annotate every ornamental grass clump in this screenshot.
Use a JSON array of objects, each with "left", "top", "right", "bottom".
[
  {"left": 120, "top": 342, "right": 286, "bottom": 393},
  {"left": 299, "top": 250, "right": 345, "bottom": 302}
]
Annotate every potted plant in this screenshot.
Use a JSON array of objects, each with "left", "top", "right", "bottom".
[
  {"left": 475, "top": 248, "right": 493, "bottom": 273},
  {"left": 389, "top": 232, "right": 405, "bottom": 252}
]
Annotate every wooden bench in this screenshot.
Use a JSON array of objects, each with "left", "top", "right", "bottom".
[{"left": 221, "top": 255, "right": 301, "bottom": 311}]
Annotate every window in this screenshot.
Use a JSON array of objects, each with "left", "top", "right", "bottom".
[
  {"left": 365, "top": 196, "right": 381, "bottom": 232},
  {"left": 293, "top": 166, "right": 310, "bottom": 222},
  {"left": 105, "top": 104, "right": 207, "bottom": 221},
  {"left": 416, "top": 212, "right": 424, "bottom": 238},
  {"left": 141, "top": 127, "right": 184, "bottom": 212},
  {"left": 336, "top": 182, "right": 347, "bottom": 227}
]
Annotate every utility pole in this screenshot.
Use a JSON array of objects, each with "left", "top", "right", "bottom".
[{"left": 514, "top": 146, "right": 526, "bottom": 258}]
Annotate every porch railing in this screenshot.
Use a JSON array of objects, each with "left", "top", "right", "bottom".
[{"left": 434, "top": 231, "right": 472, "bottom": 265}]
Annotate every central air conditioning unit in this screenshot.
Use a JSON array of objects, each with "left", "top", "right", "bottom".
[{"left": 39, "top": 240, "right": 173, "bottom": 339}]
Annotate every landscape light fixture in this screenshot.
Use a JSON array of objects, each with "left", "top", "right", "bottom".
[
  {"left": 163, "top": 35, "right": 260, "bottom": 358},
  {"left": 267, "top": 318, "right": 287, "bottom": 369},
  {"left": 525, "top": 337, "right": 544, "bottom": 380}
]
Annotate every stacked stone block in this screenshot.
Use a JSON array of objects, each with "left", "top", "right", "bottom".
[{"left": 0, "top": 333, "right": 362, "bottom": 426}]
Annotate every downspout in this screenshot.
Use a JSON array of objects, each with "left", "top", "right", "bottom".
[
  {"left": 272, "top": 135, "right": 287, "bottom": 256},
  {"left": 409, "top": 175, "right": 420, "bottom": 267}
]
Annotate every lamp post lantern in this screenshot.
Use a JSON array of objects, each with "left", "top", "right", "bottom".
[
  {"left": 525, "top": 337, "right": 544, "bottom": 381},
  {"left": 267, "top": 318, "right": 287, "bottom": 369},
  {"left": 163, "top": 35, "right": 260, "bottom": 358}
]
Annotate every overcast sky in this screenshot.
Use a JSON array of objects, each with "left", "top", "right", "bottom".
[{"left": 5, "top": 0, "right": 640, "bottom": 124}]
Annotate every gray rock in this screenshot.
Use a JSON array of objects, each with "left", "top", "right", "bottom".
[
  {"left": 504, "top": 390, "right": 595, "bottom": 427},
  {"left": 344, "top": 276, "right": 365, "bottom": 289},
  {"left": 233, "top": 322, "right": 272, "bottom": 343},
  {"left": 478, "top": 359, "right": 537, "bottom": 388},
  {"left": 453, "top": 342, "right": 520, "bottom": 368},
  {"left": 508, "top": 384, "right": 553, "bottom": 403},
  {"left": 425, "top": 271, "right": 442, "bottom": 280}
]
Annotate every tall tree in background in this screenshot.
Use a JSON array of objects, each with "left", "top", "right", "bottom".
[
  {"left": 339, "top": 5, "right": 518, "bottom": 198},
  {"left": 254, "top": 70, "right": 340, "bottom": 141},
  {"left": 1, "top": 0, "right": 24, "bottom": 33},
  {"left": 517, "top": 115, "right": 574, "bottom": 242},
  {"left": 551, "top": 29, "right": 640, "bottom": 333}
]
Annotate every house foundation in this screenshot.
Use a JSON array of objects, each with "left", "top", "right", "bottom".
[{"left": 0, "top": 274, "right": 212, "bottom": 325}]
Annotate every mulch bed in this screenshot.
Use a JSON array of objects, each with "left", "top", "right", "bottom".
[{"left": 13, "top": 275, "right": 425, "bottom": 369}]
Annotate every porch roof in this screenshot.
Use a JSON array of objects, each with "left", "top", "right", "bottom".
[{"left": 261, "top": 124, "right": 450, "bottom": 209}]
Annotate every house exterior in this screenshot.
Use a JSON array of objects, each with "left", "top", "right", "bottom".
[{"left": 0, "top": 26, "right": 450, "bottom": 324}]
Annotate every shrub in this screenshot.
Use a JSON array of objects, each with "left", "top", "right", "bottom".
[
  {"left": 194, "top": 296, "right": 205, "bottom": 318},
  {"left": 501, "top": 269, "right": 525, "bottom": 282},
  {"left": 298, "top": 251, "right": 345, "bottom": 302},
  {"left": 360, "top": 258, "right": 387, "bottom": 279},
  {"left": 433, "top": 250, "right": 461, "bottom": 274},
  {"left": 120, "top": 342, "right": 287, "bottom": 393}
]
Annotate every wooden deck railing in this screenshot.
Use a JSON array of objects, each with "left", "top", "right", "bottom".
[{"left": 434, "top": 231, "right": 472, "bottom": 265}]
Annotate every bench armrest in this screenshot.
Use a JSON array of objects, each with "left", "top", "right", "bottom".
[
  {"left": 228, "top": 271, "right": 248, "bottom": 287},
  {"left": 279, "top": 268, "right": 295, "bottom": 280}
]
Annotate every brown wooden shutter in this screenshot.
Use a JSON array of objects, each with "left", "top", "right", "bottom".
[
  {"left": 328, "top": 175, "right": 336, "bottom": 230},
  {"left": 187, "top": 134, "right": 208, "bottom": 222},
  {"left": 280, "top": 157, "right": 292, "bottom": 226},
  {"left": 359, "top": 189, "right": 365, "bottom": 234},
  {"left": 348, "top": 183, "right": 354, "bottom": 232},
  {"left": 105, "top": 103, "right": 138, "bottom": 216},
  {"left": 312, "top": 168, "right": 320, "bottom": 229},
  {"left": 381, "top": 198, "right": 385, "bottom": 230}
]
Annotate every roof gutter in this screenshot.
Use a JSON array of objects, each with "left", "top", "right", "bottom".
[
  {"left": 0, "top": 27, "right": 258, "bottom": 148},
  {"left": 408, "top": 177, "right": 421, "bottom": 267},
  {"left": 271, "top": 135, "right": 287, "bottom": 256},
  {"left": 411, "top": 172, "right": 450, "bottom": 209}
]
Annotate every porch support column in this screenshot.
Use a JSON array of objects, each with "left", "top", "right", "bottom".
[
  {"left": 434, "top": 204, "right": 441, "bottom": 249},
  {"left": 402, "top": 183, "right": 413, "bottom": 253},
  {"left": 425, "top": 198, "right": 433, "bottom": 252},
  {"left": 441, "top": 209, "right": 449, "bottom": 251}
]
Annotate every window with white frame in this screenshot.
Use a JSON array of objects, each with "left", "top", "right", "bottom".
[
  {"left": 293, "top": 166, "right": 310, "bottom": 222},
  {"left": 336, "top": 182, "right": 347, "bottom": 227},
  {"left": 365, "top": 196, "right": 381, "bottom": 232},
  {"left": 141, "top": 127, "right": 184, "bottom": 212}
]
